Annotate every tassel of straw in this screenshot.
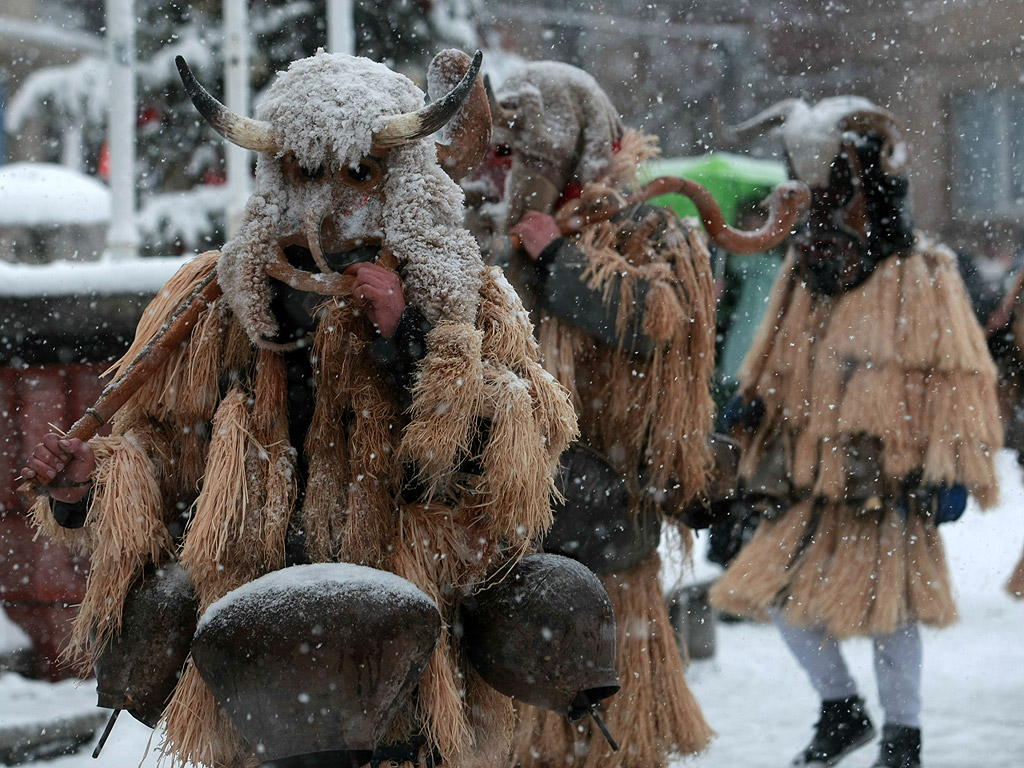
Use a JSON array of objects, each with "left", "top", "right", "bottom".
[
  {"left": 478, "top": 266, "right": 541, "bottom": 368},
  {"left": 479, "top": 367, "right": 552, "bottom": 549},
  {"left": 399, "top": 322, "right": 485, "bottom": 494},
  {"left": 66, "top": 433, "right": 171, "bottom": 668},
  {"left": 815, "top": 512, "right": 879, "bottom": 638},
  {"left": 390, "top": 506, "right": 473, "bottom": 764},
  {"left": 160, "top": 660, "right": 248, "bottom": 768},
  {"left": 340, "top": 369, "right": 402, "bottom": 569},
  {"left": 904, "top": 513, "right": 958, "bottom": 627},
  {"left": 782, "top": 504, "right": 842, "bottom": 627},
  {"left": 302, "top": 303, "right": 359, "bottom": 563},
  {"left": 896, "top": 253, "right": 941, "bottom": 369},
  {"left": 461, "top": 664, "right": 516, "bottom": 768},
  {"left": 866, "top": 507, "right": 910, "bottom": 635},
  {"left": 179, "top": 387, "right": 256, "bottom": 610}
]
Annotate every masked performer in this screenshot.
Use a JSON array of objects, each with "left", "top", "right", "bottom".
[
  {"left": 20, "top": 50, "right": 581, "bottom": 768},
  {"left": 985, "top": 274, "right": 1024, "bottom": 599},
  {"left": 469, "top": 60, "right": 727, "bottom": 768},
  {"left": 710, "top": 97, "right": 1002, "bottom": 768}
]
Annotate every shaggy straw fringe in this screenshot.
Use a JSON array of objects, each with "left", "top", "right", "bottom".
[
  {"left": 709, "top": 502, "right": 815, "bottom": 620},
  {"left": 1007, "top": 544, "right": 1024, "bottom": 598},
  {"left": 400, "top": 322, "right": 485, "bottom": 493},
  {"left": 63, "top": 432, "right": 171, "bottom": 668},
  {"left": 569, "top": 210, "right": 716, "bottom": 508},
  {"left": 511, "top": 554, "right": 711, "bottom": 768},
  {"left": 161, "top": 661, "right": 249, "bottom": 768}
]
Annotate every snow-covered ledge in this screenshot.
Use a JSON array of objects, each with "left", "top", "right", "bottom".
[{"left": 0, "top": 254, "right": 192, "bottom": 298}]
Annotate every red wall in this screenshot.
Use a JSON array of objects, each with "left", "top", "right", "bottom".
[{"left": 0, "top": 363, "right": 106, "bottom": 680}]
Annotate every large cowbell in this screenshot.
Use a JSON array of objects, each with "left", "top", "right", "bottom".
[
  {"left": 93, "top": 562, "right": 198, "bottom": 727},
  {"left": 460, "top": 553, "right": 619, "bottom": 721},
  {"left": 543, "top": 443, "right": 660, "bottom": 573},
  {"left": 191, "top": 563, "right": 441, "bottom": 764}
]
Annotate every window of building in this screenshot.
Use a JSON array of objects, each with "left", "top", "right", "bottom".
[{"left": 952, "top": 90, "right": 1024, "bottom": 217}]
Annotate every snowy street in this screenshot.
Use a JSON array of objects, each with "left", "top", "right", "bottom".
[{"left": 1, "top": 449, "right": 1021, "bottom": 768}]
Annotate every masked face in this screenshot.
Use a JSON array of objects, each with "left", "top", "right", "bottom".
[{"left": 792, "top": 132, "right": 914, "bottom": 296}]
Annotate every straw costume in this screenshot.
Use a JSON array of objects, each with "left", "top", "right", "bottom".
[
  {"left": 28, "top": 50, "right": 577, "bottom": 768},
  {"left": 709, "top": 97, "right": 1001, "bottom": 768},
  {"left": 474, "top": 62, "right": 717, "bottom": 767}
]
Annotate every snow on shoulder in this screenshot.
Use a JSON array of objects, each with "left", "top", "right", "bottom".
[
  {"left": 0, "top": 163, "right": 111, "bottom": 227},
  {"left": 197, "top": 563, "right": 436, "bottom": 632}
]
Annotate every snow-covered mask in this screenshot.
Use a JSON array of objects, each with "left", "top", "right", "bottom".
[
  {"left": 484, "top": 62, "right": 624, "bottom": 230},
  {"left": 728, "top": 96, "right": 914, "bottom": 296},
  {"left": 177, "top": 49, "right": 491, "bottom": 347}
]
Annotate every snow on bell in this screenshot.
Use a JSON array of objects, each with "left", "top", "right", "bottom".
[
  {"left": 461, "top": 553, "right": 620, "bottom": 723},
  {"left": 93, "top": 561, "right": 198, "bottom": 727},
  {"left": 191, "top": 563, "right": 441, "bottom": 763}
]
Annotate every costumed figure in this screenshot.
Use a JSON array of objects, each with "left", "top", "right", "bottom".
[
  {"left": 18, "top": 49, "right": 591, "bottom": 768},
  {"left": 984, "top": 272, "right": 1024, "bottom": 598},
  {"left": 709, "top": 97, "right": 1002, "bottom": 768},
  {"left": 467, "top": 61, "right": 807, "bottom": 768}
]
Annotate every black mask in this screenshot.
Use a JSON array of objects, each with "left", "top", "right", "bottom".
[{"left": 792, "top": 133, "right": 914, "bottom": 296}]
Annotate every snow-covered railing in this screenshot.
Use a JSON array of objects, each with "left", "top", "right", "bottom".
[{"left": 0, "top": 255, "right": 192, "bottom": 298}]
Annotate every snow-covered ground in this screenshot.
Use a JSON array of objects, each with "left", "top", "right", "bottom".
[{"left": 2, "top": 451, "right": 1022, "bottom": 768}]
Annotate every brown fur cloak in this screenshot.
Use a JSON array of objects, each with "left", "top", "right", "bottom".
[
  {"left": 711, "top": 236, "right": 1002, "bottom": 636},
  {"left": 508, "top": 132, "right": 716, "bottom": 768},
  {"left": 32, "top": 249, "right": 578, "bottom": 768}
]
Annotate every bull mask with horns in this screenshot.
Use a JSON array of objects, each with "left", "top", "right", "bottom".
[
  {"left": 722, "top": 95, "right": 915, "bottom": 296},
  {"left": 176, "top": 48, "right": 492, "bottom": 348}
]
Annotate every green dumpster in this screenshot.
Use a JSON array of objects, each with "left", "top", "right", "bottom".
[{"left": 639, "top": 153, "right": 790, "bottom": 416}]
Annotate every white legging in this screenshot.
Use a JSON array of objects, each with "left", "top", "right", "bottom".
[{"left": 770, "top": 611, "right": 922, "bottom": 728}]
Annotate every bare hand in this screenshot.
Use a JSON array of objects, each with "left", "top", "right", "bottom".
[
  {"left": 21, "top": 433, "right": 95, "bottom": 504},
  {"left": 510, "top": 211, "right": 562, "bottom": 260},
  {"left": 345, "top": 261, "right": 406, "bottom": 338}
]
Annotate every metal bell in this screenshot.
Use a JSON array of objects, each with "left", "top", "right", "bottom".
[
  {"left": 191, "top": 563, "right": 441, "bottom": 763},
  {"left": 544, "top": 444, "right": 660, "bottom": 574},
  {"left": 461, "top": 552, "right": 619, "bottom": 722},
  {"left": 93, "top": 561, "right": 198, "bottom": 727}
]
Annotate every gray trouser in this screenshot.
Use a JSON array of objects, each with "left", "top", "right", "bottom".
[{"left": 770, "top": 611, "right": 922, "bottom": 728}]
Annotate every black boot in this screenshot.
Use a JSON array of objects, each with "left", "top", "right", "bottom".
[
  {"left": 791, "top": 695, "right": 876, "bottom": 766},
  {"left": 872, "top": 724, "right": 922, "bottom": 768}
]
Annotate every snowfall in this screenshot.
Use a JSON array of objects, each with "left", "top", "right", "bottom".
[{"left": 1, "top": 452, "right": 1022, "bottom": 768}]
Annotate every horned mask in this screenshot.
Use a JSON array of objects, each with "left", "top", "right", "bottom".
[
  {"left": 726, "top": 95, "right": 914, "bottom": 295},
  {"left": 177, "top": 48, "right": 491, "bottom": 347}
]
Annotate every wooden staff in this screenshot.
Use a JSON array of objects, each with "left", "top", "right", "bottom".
[
  {"left": 511, "top": 176, "right": 810, "bottom": 256},
  {"left": 16, "top": 271, "right": 223, "bottom": 502}
]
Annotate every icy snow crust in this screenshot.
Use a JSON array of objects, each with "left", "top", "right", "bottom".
[{"left": 197, "top": 562, "right": 434, "bottom": 634}]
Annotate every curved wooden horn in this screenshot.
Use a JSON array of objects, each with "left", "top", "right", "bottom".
[
  {"left": 484, "top": 73, "right": 515, "bottom": 130},
  {"left": 629, "top": 177, "right": 810, "bottom": 255},
  {"left": 430, "top": 50, "right": 493, "bottom": 181},
  {"left": 175, "top": 56, "right": 282, "bottom": 153},
  {"left": 372, "top": 50, "right": 483, "bottom": 152},
  {"left": 840, "top": 108, "right": 908, "bottom": 176},
  {"left": 520, "top": 176, "right": 810, "bottom": 256}
]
